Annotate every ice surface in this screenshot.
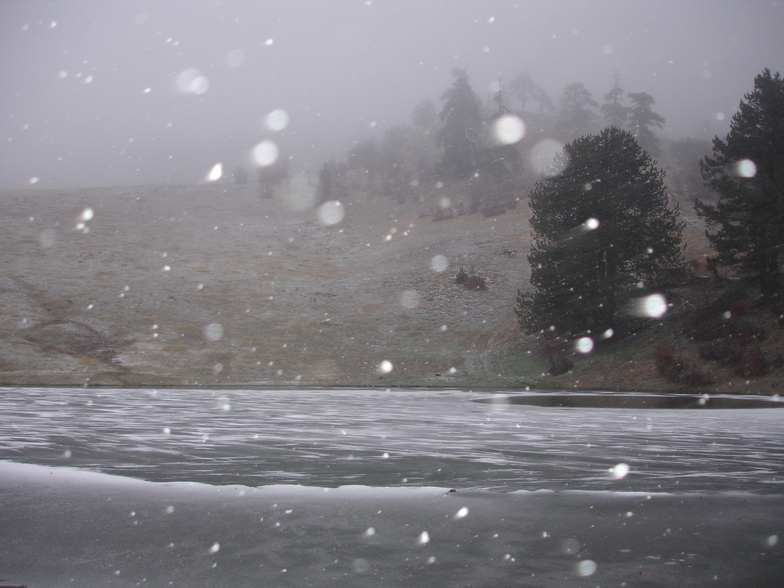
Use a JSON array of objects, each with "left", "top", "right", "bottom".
[
  {"left": 1, "top": 388, "right": 783, "bottom": 585},
  {"left": 1, "top": 461, "right": 782, "bottom": 587},
  {"left": 1, "top": 388, "right": 783, "bottom": 494}
]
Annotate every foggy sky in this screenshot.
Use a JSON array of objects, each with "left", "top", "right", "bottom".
[{"left": 1, "top": 0, "right": 782, "bottom": 189}]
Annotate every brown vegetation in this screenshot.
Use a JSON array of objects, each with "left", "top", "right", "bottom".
[
  {"left": 653, "top": 343, "right": 685, "bottom": 382},
  {"left": 463, "top": 275, "right": 487, "bottom": 291},
  {"left": 542, "top": 337, "right": 574, "bottom": 376},
  {"left": 653, "top": 343, "right": 713, "bottom": 388}
]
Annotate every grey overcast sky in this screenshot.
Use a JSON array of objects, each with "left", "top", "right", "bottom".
[{"left": 1, "top": 0, "right": 782, "bottom": 189}]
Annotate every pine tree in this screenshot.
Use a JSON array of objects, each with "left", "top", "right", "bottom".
[
  {"left": 516, "top": 127, "right": 685, "bottom": 339},
  {"left": 436, "top": 68, "right": 483, "bottom": 178},
  {"left": 509, "top": 72, "right": 554, "bottom": 116},
  {"left": 555, "top": 82, "right": 599, "bottom": 138},
  {"left": 695, "top": 68, "right": 784, "bottom": 297},
  {"left": 471, "top": 85, "right": 524, "bottom": 213},
  {"left": 510, "top": 72, "right": 537, "bottom": 113},
  {"left": 601, "top": 72, "right": 628, "bottom": 128},
  {"left": 530, "top": 86, "right": 555, "bottom": 115},
  {"left": 627, "top": 91, "right": 666, "bottom": 156}
]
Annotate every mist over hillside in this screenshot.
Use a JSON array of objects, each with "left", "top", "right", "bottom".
[
  {"left": 2, "top": 1, "right": 783, "bottom": 393},
  {"left": 1, "top": 0, "right": 782, "bottom": 189}
]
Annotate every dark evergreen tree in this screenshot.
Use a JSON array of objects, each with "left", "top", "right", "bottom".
[
  {"left": 437, "top": 68, "right": 483, "bottom": 178},
  {"left": 555, "top": 82, "right": 599, "bottom": 138},
  {"left": 695, "top": 68, "right": 784, "bottom": 297},
  {"left": 627, "top": 91, "right": 666, "bottom": 156},
  {"left": 516, "top": 127, "right": 685, "bottom": 339},
  {"left": 601, "top": 71, "right": 628, "bottom": 128}
]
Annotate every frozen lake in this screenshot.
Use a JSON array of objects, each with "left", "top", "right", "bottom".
[
  {"left": 2, "top": 387, "right": 783, "bottom": 493},
  {"left": 1, "top": 387, "right": 783, "bottom": 587}
]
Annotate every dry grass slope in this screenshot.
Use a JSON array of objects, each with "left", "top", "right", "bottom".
[{"left": 0, "top": 179, "right": 781, "bottom": 393}]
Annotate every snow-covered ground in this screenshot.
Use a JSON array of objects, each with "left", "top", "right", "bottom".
[{"left": 1, "top": 388, "right": 782, "bottom": 586}]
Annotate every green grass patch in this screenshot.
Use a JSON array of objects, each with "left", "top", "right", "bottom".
[{"left": 490, "top": 346, "right": 550, "bottom": 382}]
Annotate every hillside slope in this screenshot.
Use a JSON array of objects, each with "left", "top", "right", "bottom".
[{"left": 0, "top": 180, "right": 781, "bottom": 393}]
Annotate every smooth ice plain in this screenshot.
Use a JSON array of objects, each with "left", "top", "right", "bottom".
[{"left": 1, "top": 387, "right": 782, "bottom": 587}]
